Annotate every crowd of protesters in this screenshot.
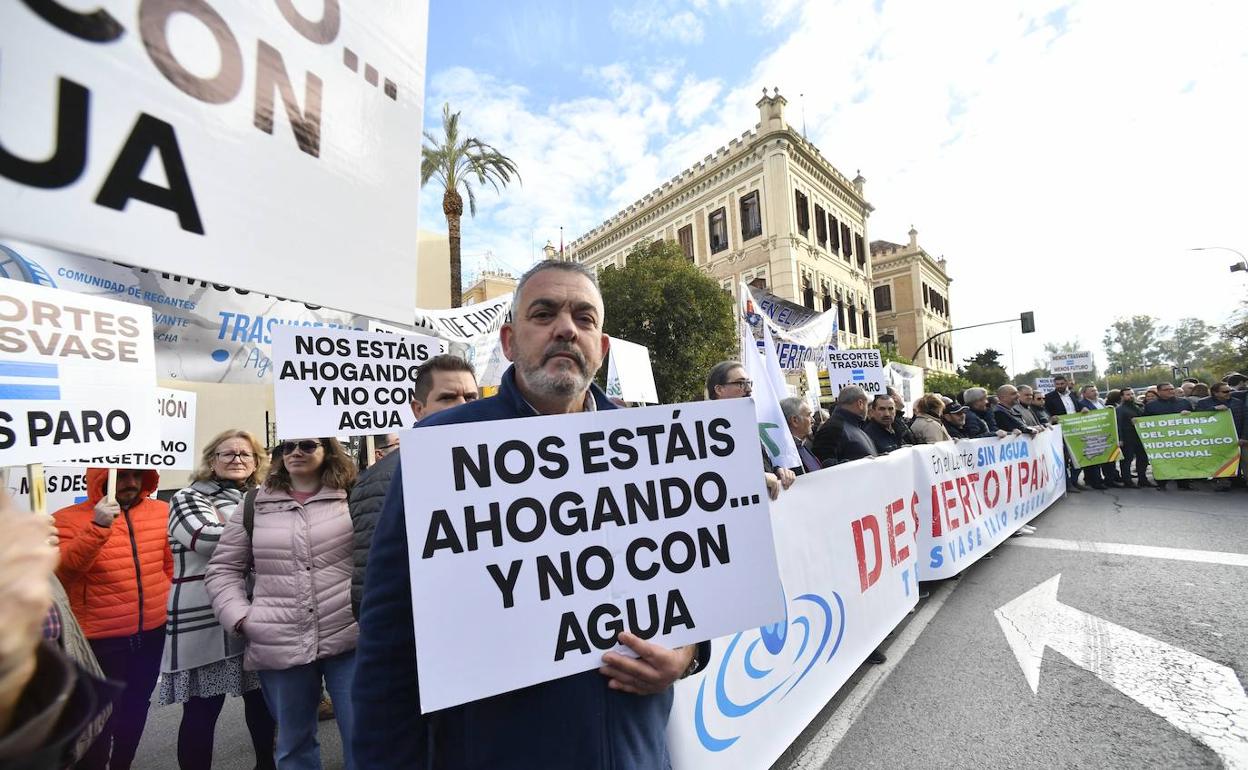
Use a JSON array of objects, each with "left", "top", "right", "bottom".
[{"left": 6, "top": 258, "right": 1247, "bottom": 769}]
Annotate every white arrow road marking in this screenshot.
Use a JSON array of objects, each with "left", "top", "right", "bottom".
[
  {"left": 1007, "top": 537, "right": 1248, "bottom": 568},
  {"left": 995, "top": 574, "right": 1248, "bottom": 769}
]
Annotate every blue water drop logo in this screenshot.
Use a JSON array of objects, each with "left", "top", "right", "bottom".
[{"left": 211, "top": 349, "right": 229, "bottom": 362}]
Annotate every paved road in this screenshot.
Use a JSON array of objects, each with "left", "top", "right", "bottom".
[
  {"left": 782, "top": 482, "right": 1248, "bottom": 769},
  {"left": 129, "top": 483, "right": 1245, "bottom": 769}
]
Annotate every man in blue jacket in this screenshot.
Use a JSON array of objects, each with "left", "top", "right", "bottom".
[{"left": 351, "top": 261, "right": 710, "bottom": 769}]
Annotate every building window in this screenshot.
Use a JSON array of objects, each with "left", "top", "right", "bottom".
[
  {"left": 709, "top": 208, "right": 728, "bottom": 254},
  {"left": 821, "top": 282, "right": 832, "bottom": 311},
  {"left": 795, "top": 190, "right": 810, "bottom": 236},
  {"left": 837, "top": 297, "right": 845, "bottom": 331},
  {"left": 855, "top": 234, "right": 866, "bottom": 267},
  {"left": 802, "top": 278, "right": 814, "bottom": 309},
  {"left": 873, "top": 285, "right": 892, "bottom": 312},
  {"left": 847, "top": 306, "right": 858, "bottom": 334},
  {"left": 923, "top": 283, "right": 930, "bottom": 307},
  {"left": 862, "top": 311, "right": 871, "bottom": 339},
  {"left": 677, "top": 224, "right": 694, "bottom": 261},
  {"left": 829, "top": 214, "right": 841, "bottom": 253},
  {"left": 814, "top": 205, "right": 827, "bottom": 247},
  {"left": 739, "top": 191, "right": 762, "bottom": 241},
  {"left": 840, "top": 223, "right": 852, "bottom": 260}
]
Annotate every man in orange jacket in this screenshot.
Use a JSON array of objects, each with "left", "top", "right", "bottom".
[{"left": 54, "top": 468, "right": 172, "bottom": 770}]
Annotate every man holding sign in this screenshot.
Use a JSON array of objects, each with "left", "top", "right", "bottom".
[{"left": 353, "top": 262, "right": 714, "bottom": 768}]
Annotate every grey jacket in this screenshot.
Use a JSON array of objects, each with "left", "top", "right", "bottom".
[{"left": 349, "top": 451, "right": 400, "bottom": 618}]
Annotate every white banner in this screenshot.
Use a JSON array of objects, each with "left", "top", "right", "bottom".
[
  {"left": 915, "top": 430, "right": 1066, "bottom": 580},
  {"left": 0, "top": 1, "right": 429, "bottom": 323},
  {"left": 886, "top": 361, "right": 924, "bottom": 413},
  {"left": 802, "top": 361, "right": 821, "bottom": 412},
  {"left": 667, "top": 450, "right": 920, "bottom": 768},
  {"left": 272, "top": 326, "right": 438, "bottom": 438},
  {"left": 740, "top": 283, "right": 837, "bottom": 372},
  {"left": 58, "top": 387, "right": 197, "bottom": 470},
  {"left": 0, "top": 240, "right": 368, "bottom": 383},
  {"left": 1049, "top": 352, "right": 1094, "bottom": 374},
  {"left": 0, "top": 278, "right": 158, "bottom": 466},
  {"left": 605, "top": 336, "right": 659, "bottom": 404},
  {"left": 825, "top": 349, "right": 886, "bottom": 397},
  {"left": 400, "top": 399, "right": 785, "bottom": 712},
  {"left": 411, "top": 294, "right": 512, "bottom": 378}
]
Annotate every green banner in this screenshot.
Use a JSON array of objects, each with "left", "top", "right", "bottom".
[
  {"left": 1056, "top": 408, "right": 1121, "bottom": 468},
  {"left": 1132, "top": 411, "right": 1241, "bottom": 480}
]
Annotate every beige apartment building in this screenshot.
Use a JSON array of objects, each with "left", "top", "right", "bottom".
[
  {"left": 463, "top": 269, "right": 517, "bottom": 305},
  {"left": 868, "top": 228, "right": 955, "bottom": 373},
  {"left": 565, "top": 89, "right": 877, "bottom": 350}
]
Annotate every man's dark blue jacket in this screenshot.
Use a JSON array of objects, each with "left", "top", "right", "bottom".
[{"left": 351, "top": 365, "right": 710, "bottom": 769}]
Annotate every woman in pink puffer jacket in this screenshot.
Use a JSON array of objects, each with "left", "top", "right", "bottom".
[{"left": 206, "top": 438, "right": 359, "bottom": 770}]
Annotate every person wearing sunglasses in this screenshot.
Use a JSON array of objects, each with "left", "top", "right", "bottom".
[
  {"left": 1196, "top": 383, "right": 1248, "bottom": 491},
  {"left": 157, "top": 430, "right": 276, "bottom": 770},
  {"left": 207, "top": 437, "right": 359, "bottom": 769}
]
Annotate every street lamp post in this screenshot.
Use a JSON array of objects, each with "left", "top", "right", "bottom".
[{"left": 1190, "top": 246, "right": 1248, "bottom": 273}]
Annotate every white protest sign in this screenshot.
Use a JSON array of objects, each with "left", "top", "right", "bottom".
[
  {"left": 400, "top": 398, "right": 786, "bottom": 711},
  {"left": 412, "top": 294, "right": 512, "bottom": 377},
  {"left": 1035, "top": 377, "right": 1055, "bottom": 394},
  {"left": 886, "top": 361, "right": 924, "bottom": 413},
  {"left": 57, "top": 387, "right": 197, "bottom": 470},
  {"left": 5, "top": 467, "right": 90, "bottom": 513},
  {"left": 802, "top": 361, "right": 821, "bottom": 411},
  {"left": 0, "top": 2, "right": 428, "bottom": 323},
  {"left": 0, "top": 278, "right": 158, "bottom": 466},
  {"left": 605, "top": 336, "right": 659, "bottom": 404},
  {"left": 1049, "top": 352, "right": 1093, "bottom": 374},
  {"left": 826, "top": 349, "right": 886, "bottom": 397},
  {"left": 272, "top": 327, "right": 438, "bottom": 438}
]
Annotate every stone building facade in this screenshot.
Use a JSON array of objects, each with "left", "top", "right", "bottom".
[
  {"left": 868, "top": 228, "right": 955, "bottom": 372},
  {"left": 565, "top": 89, "right": 877, "bottom": 351}
]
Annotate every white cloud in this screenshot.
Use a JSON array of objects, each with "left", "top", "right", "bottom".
[
  {"left": 610, "top": 3, "right": 706, "bottom": 45},
  {"left": 425, "top": 0, "right": 1248, "bottom": 375}
]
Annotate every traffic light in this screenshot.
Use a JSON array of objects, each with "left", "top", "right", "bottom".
[{"left": 1019, "top": 311, "right": 1035, "bottom": 334}]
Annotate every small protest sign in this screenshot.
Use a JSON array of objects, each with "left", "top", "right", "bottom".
[
  {"left": 1056, "top": 409, "right": 1121, "bottom": 468},
  {"left": 1133, "top": 411, "right": 1241, "bottom": 480},
  {"left": 57, "top": 387, "right": 197, "bottom": 470},
  {"left": 400, "top": 398, "right": 785, "bottom": 711},
  {"left": 272, "top": 327, "right": 438, "bottom": 438},
  {"left": 605, "top": 336, "right": 659, "bottom": 404},
  {"left": 825, "top": 349, "right": 886, "bottom": 397},
  {"left": 1034, "top": 377, "right": 1055, "bottom": 394},
  {"left": 1048, "top": 352, "right": 1093, "bottom": 374},
  {"left": 0, "top": 278, "right": 158, "bottom": 466}
]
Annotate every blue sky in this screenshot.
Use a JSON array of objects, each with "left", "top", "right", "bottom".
[{"left": 418, "top": 0, "right": 1248, "bottom": 374}]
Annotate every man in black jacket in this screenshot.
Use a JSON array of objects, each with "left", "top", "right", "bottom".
[
  {"left": 1116, "top": 387, "right": 1151, "bottom": 487},
  {"left": 1143, "top": 382, "right": 1194, "bottom": 490},
  {"left": 992, "top": 385, "right": 1041, "bottom": 435},
  {"left": 348, "top": 354, "right": 478, "bottom": 618},
  {"left": 866, "top": 394, "right": 908, "bottom": 453},
  {"left": 1044, "top": 375, "right": 1087, "bottom": 492},
  {"left": 812, "top": 385, "right": 877, "bottom": 466}
]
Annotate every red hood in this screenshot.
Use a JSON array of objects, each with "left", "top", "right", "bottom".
[{"left": 85, "top": 467, "right": 160, "bottom": 505}]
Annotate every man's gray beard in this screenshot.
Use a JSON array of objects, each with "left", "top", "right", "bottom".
[{"left": 523, "top": 362, "right": 592, "bottom": 399}]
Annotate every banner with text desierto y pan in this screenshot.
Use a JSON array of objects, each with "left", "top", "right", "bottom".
[
  {"left": 667, "top": 449, "right": 919, "bottom": 768},
  {"left": 914, "top": 430, "right": 1067, "bottom": 580},
  {"left": 399, "top": 398, "right": 786, "bottom": 712},
  {"left": 1133, "top": 411, "right": 1240, "bottom": 480}
]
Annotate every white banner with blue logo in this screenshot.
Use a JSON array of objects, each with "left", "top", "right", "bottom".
[
  {"left": 668, "top": 448, "right": 921, "bottom": 768},
  {"left": 667, "top": 430, "right": 1068, "bottom": 767}
]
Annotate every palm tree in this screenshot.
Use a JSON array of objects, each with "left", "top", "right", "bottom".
[{"left": 421, "top": 103, "right": 520, "bottom": 307}]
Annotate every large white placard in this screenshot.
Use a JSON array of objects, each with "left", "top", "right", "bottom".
[
  {"left": 57, "top": 387, "right": 197, "bottom": 470},
  {"left": 400, "top": 398, "right": 786, "bottom": 712},
  {"left": 0, "top": 2, "right": 428, "bottom": 322},
  {"left": 1049, "top": 352, "right": 1094, "bottom": 374},
  {"left": 667, "top": 450, "right": 920, "bottom": 768},
  {"left": 886, "top": 361, "right": 924, "bottom": 412},
  {"left": 272, "top": 326, "right": 438, "bottom": 438},
  {"left": 5, "top": 467, "right": 90, "bottom": 513},
  {"left": 605, "top": 336, "right": 658, "bottom": 404},
  {"left": 826, "top": 349, "right": 886, "bottom": 397},
  {"left": 0, "top": 278, "right": 158, "bottom": 465}
]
